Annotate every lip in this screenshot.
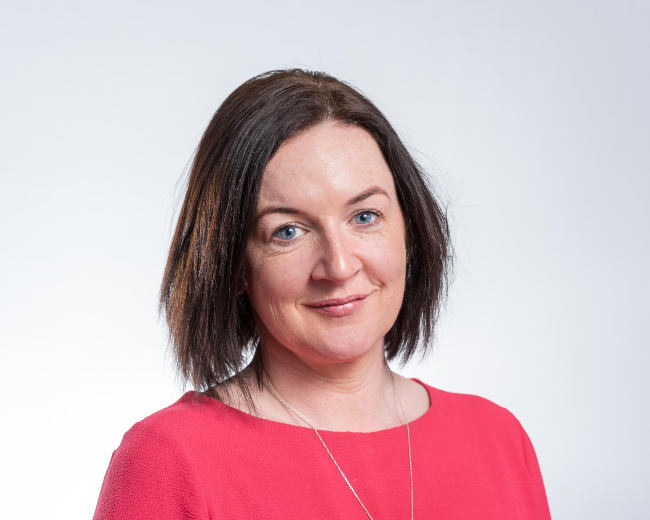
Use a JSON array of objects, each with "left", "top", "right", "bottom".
[{"left": 305, "top": 293, "right": 369, "bottom": 317}]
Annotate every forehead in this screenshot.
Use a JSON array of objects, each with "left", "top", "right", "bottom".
[{"left": 259, "top": 123, "right": 394, "bottom": 206}]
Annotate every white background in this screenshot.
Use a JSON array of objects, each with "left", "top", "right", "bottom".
[{"left": 1, "top": 1, "right": 648, "bottom": 518}]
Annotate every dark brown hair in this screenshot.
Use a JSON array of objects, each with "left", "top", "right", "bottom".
[{"left": 160, "top": 69, "right": 452, "bottom": 399}]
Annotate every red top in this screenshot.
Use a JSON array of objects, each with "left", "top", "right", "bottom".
[{"left": 93, "top": 381, "right": 551, "bottom": 519}]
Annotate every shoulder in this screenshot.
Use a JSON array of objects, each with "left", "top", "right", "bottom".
[
  {"left": 418, "top": 380, "right": 522, "bottom": 428},
  {"left": 119, "top": 391, "right": 242, "bottom": 453},
  {"left": 94, "top": 393, "right": 215, "bottom": 519},
  {"left": 415, "top": 381, "right": 541, "bottom": 476},
  {"left": 107, "top": 393, "right": 212, "bottom": 477},
  {"left": 415, "top": 380, "right": 528, "bottom": 454},
  {"left": 413, "top": 382, "right": 552, "bottom": 519}
]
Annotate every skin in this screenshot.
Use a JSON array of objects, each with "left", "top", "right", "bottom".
[{"left": 236, "top": 122, "right": 430, "bottom": 432}]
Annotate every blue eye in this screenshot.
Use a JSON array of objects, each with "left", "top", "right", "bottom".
[
  {"left": 279, "top": 227, "right": 297, "bottom": 240},
  {"left": 354, "top": 211, "right": 377, "bottom": 225},
  {"left": 276, "top": 226, "right": 304, "bottom": 241}
]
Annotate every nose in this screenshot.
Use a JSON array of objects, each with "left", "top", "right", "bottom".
[{"left": 311, "top": 228, "right": 361, "bottom": 284}]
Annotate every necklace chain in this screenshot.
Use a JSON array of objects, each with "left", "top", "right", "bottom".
[{"left": 262, "top": 371, "right": 413, "bottom": 520}]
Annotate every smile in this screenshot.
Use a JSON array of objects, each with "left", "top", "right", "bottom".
[{"left": 305, "top": 294, "right": 369, "bottom": 317}]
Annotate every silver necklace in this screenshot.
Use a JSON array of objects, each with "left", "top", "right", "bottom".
[{"left": 262, "top": 371, "right": 413, "bottom": 520}]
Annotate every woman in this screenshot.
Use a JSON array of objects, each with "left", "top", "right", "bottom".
[{"left": 93, "top": 69, "right": 551, "bottom": 519}]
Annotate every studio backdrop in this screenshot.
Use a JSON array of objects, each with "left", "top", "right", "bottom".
[{"left": 0, "top": 1, "right": 648, "bottom": 519}]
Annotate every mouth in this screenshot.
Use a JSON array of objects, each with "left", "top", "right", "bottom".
[{"left": 305, "top": 293, "right": 369, "bottom": 317}]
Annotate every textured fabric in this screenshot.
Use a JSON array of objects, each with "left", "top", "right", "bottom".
[{"left": 93, "top": 381, "right": 552, "bottom": 519}]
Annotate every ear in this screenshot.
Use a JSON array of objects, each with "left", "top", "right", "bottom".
[{"left": 238, "top": 277, "right": 248, "bottom": 295}]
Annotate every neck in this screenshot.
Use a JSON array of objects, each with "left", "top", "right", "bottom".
[{"left": 259, "top": 339, "right": 403, "bottom": 432}]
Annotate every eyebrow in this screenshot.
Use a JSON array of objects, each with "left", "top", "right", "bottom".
[
  {"left": 346, "top": 186, "right": 389, "bottom": 206},
  {"left": 255, "top": 186, "right": 390, "bottom": 222}
]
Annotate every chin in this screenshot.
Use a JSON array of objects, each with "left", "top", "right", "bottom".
[{"left": 299, "top": 327, "right": 384, "bottom": 364}]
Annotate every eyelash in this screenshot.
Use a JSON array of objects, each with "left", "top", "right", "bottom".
[{"left": 269, "top": 208, "right": 384, "bottom": 243}]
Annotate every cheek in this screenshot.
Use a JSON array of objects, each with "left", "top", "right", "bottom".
[
  {"left": 246, "top": 251, "right": 310, "bottom": 312},
  {"left": 364, "top": 231, "right": 408, "bottom": 314},
  {"left": 367, "top": 228, "right": 407, "bottom": 283},
  {"left": 381, "top": 259, "right": 407, "bottom": 310}
]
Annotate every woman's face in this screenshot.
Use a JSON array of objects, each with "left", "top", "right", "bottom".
[{"left": 244, "top": 122, "right": 407, "bottom": 367}]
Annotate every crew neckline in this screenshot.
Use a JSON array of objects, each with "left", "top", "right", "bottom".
[{"left": 185, "top": 377, "right": 434, "bottom": 435}]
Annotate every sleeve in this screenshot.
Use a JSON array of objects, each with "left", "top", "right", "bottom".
[
  {"left": 519, "top": 422, "right": 552, "bottom": 520},
  {"left": 93, "top": 421, "right": 210, "bottom": 520}
]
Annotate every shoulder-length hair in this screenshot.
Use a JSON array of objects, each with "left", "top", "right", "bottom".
[{"left": 160, "top": 69, "right": 452, "bottom": 398}]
